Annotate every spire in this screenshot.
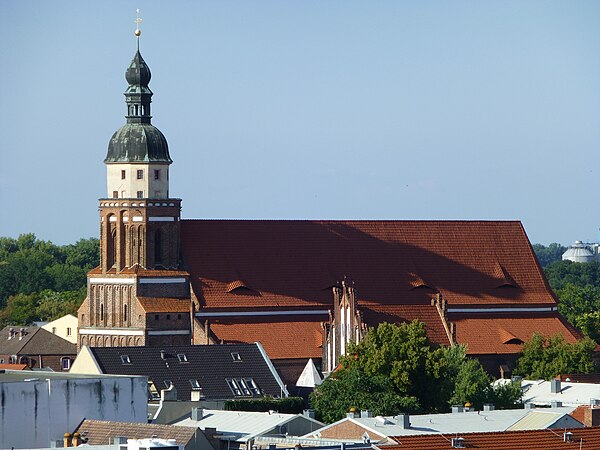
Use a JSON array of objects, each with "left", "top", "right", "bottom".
[{"left": 125, "top": 9, "right": 152, "bottom": 124}]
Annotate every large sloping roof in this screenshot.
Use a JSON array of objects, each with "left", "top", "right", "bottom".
[
  {"left": 76, "top": 419, "right": 197, "bottom": 446},
  {"left": 0, "top": 326, "right": 76, "bottom": 356},
  {"left": 452, "top": 314, "right": 582, "bottom": 354},
  {"left": 88, "top": 343, "right": 285, "bottom": 401},
  {"left": 181, "top": 220, "right": 555, "bottom": 309}
]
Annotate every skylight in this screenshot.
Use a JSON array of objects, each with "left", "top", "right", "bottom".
[
  {"left": 226, "top": 377, "right": 261, "bottom": 397},
  {"left": 231, "top": 352, "right": 242, "bottom": 361},
  {"left": 120, "top": 355, "right": 131, "bottom": 364},
  {"left": 164, "top": 380, "right": 173, "bottom": 388},
  {"left": 177, "top": 353, "right": 188, "bottom": 363},
  {"left": 190, "top": 379, "right": 201, "bottom": 390}
]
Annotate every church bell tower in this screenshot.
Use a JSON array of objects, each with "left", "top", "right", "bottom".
[
  {"left": 78, "top": 17, "right": 191, "bottom": 350},
  {"left": 100, "top": 33, "right": 181, "bottom": 272}
]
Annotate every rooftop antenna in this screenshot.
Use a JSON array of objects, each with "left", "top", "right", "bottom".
[{"left": 134, "top": 8, "right": 142, "bottom": 50}]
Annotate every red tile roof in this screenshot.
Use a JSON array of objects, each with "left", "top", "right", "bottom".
[
  {"left": 0, "top": 364, "right": 29, "bottom": 370},
  {"left": 137, "top": 297, "right": 190, "bottom": 313},
  {"left": 386, "top": 427, "right": 600, "bottom": 450},
  {"left": 181, "top": 220, "right": 556, "bottom": 310},
  {"left": 451, "top": 313, "right": 582, "bottom": 354},
  {"left": 209, "top": 318, "right": 324, "bottom": 359},
  {"left": 88, "top": 266, "right": 189, "bottom": 277},
  {"left": 361, "top": 304, "right": 451, "bottom": 346}
]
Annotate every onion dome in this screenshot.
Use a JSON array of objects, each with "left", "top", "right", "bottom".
[{"left": 105, "top": 49, "right": 171, "bottom": 164}]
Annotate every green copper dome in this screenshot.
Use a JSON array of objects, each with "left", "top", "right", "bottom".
[
  {"left": 105, "top": 50, "right": 172, "bottom": 164},
  {"left": 105, "top": 123, "right": 171, "bottom": 163}
]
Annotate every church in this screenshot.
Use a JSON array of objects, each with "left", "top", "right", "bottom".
[{"left": 77, "top": 31, "right": 581, "bottom": 386}]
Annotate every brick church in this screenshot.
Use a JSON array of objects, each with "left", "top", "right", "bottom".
[{"left": 78, "top": 34, "right": 581, "bottom": 385}]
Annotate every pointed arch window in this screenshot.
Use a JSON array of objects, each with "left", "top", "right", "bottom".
[
  {"left": 124, "top": 304, "right": 128, "bottom": 323},
  {"left": 100, "top": 304, "right": 105, "bottom": 323}
]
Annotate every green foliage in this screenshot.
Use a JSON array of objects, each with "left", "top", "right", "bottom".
[
  {"left": 35, "top": 289, "right": 86, "bottom": 322},
  {"left": 532, "top": 243, "right": 567, "bottom": 268},
  {"left": 0, "top": 234, "right": 97, "bottom": 324},
  {"left": 224, "top": 396, "right": 304, "bottom": 414},
  {"left": 310, "top": 322, "right": 521, "bottom": 423},
  {"left": 544, "top": 260, "right": 600, "bottom": 291},
  {"left": 513, "top": 333, "right": 598, "bottom": 379},
  {"left": 309, "top": 367, "right": 420, "bottom": 423}
]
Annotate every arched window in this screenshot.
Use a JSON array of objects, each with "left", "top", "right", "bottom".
[
  {"left": 100, "top": 304, "right": 104, "bottom": 322},
  {"left": 124, "top": 304, "right": 128, "bottom": 323}
]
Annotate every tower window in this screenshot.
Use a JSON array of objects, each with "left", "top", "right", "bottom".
[
  {"left": 124, "top": 304, "right": 128, "bottom": 323},
  {"left": 113, "top": 191, "right": 119, "bottom": 199},
  {"left": 100, "top": 304, "right": 104, "bottom": 322},
  {"left": 154, "top": 169, "right": 160, "bottom": 180},
  {"left": 121, "top": 170, "right": 126, "bottom": 180},
  {"left": 137, "top": 191, "right": 143, "bottom": 199},
  {"left": 155, "top": 314, "right": 159, "bottom": 320},
  {"left": 137, "top": 170, "right": 144, "bottom": 179}
]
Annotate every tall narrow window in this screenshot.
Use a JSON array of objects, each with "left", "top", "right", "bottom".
[
  {"left": 121, "top": 170, "right": 126, "bottom": 180},
  {"left": 154, "top": 230, "right": 162, "bottom": 264},
  {"left": 154, "top": 169, "right": 160, "bottom": 180},
  {"left": 124, "top": 304, "right": 128, "bottom": 323},
  {"left": 113, "top": 191, "right": 119, "bottom": 199},
  {"left": 100, "top": 304, "right": 104, "bottom": 322},
  {"left": 137, "top": 170, "right": 144, "bottom": 180},
  {"left": 137, "top": 191, "right": 143, "bottom": 199}
]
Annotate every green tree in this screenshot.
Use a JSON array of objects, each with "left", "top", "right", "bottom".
[
  {"left": 35, "top": 288, "right": 85, "bottom": 322},
  {"left": 513, "top": 333, "right": 597, "bottom": 379},
  {"left": 532, "top": 243, "right": 567, "bottom": 268},
  {"left": 309, "top": 367, "right": 420, "bottom": 423},
  {"left": 556, "top": 283, "right": 600, "bottom": 325},
  {"left": 0, "top": 293, "right": 40, "bottom": 325}
]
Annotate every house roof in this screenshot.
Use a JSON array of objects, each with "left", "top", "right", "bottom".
[
  {"left": 75, "top": 419, "right": 197, "bottom": 446},
  {"left": 451, "top": 314, "right": 582, "bottom": 354},
  {"left": 311, "top": 407, "right": 579, "bottom": 439},
  {"left": 176, "top": 409, "right": 323, "bottom": 443},
  {"left": 181, "top": 220, "right": 555, "bottom": 310},
  {"left": 0, "top": 326, "right": 77, "bottom": 356},
  {"left": 518, "top": 379, "right": 600, "bottom": 406},
  {"left": 87, "top": 343, "right": 286, "bottom": 401},
  {"left": 209, "top": 318, "right": 324, "bottom": 359},
  {"left": 137, "top": 297, "right": 190, "bottom": 313},
  {"left": 384, "top": 427, "right": 600, "bottom": 450}
]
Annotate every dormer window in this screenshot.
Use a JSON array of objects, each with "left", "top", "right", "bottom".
[
  {"left": 164, "top": 380, "right": 173, "bottom": 388},
  {"left": 190, "top": 379, "right": 201, "bottom": 390},
  {"left": 177, "top": 353, "right": 188, "bottom": 363},
  {"left": 120, "top": 355, "right": 131, "bottom": 365},
  {"left": 231, "top": 352, "right": 242, "bottom": 362}
]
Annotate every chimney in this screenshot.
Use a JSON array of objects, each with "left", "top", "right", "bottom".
[
  {"left": 191, "top": 407, "right": 204, "bottom": 421},
  {"left": 550, "top": 378, "right": 561, "bottom": 393},
  {"left": 551, "top": 400, "right": 563, "bottom": 408},
  {"left": 7, "top": 328, "right": 14, "bottom": 339},
  {"left": 451, "top": 405, "right": 464, "bottom": 414},
  {"left": 303, "top": 409, "right": 316, "bottom": 419},
  {"left": 483, "top": 404, "right": 495, "bottom": 412},
  {"left": 360, "top": 410, "right": 372, "bottom": 418},
  {"left": 161, "top": 385, "right": 177, "bottom": 402},
  {"left": 584, "top": 406, "right": 600, "bottom": 427},
  {"left": 395, "top": 413, "right": 410, "bottom": 429},
  {"left": 191, "top": 389, "right": 204, "bottom": 401},
  {"left": 71, "top": 433, "right": 80, "bottom": 447},
  {"left": 63, "top": 433, "right": 71, "bottom": 448}
]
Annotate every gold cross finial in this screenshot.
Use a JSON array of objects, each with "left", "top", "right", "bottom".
[{"left": 134, "top": 9, "right": 142, "bottom": 37}]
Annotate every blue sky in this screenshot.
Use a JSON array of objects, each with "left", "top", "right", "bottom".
[{"left": 1, "top": 1, "right": 599, "bottom": 245}]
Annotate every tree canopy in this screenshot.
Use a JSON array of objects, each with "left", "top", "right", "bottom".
[
  {"left": 310, "top": 321, "right": 522, "bottom": 423},
  {"left": 513, "top": 333, "right": 598, "bottom": 380},
  {"left": 532, "top": 243, "right": 567, "bottom": 268},
  {"left": 0, "top": 234, "right": 98, "bottom": 325}
]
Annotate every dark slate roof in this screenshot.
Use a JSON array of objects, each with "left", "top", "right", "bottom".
[
  {"left": 0, "top": 326, "right": 76, "bottom": 356},
  {"left": 105, "top": 123, "right": 171, "bottom": 163},
  {"left": 89, "top": 343, "right": 285, "bottom": 401}
]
